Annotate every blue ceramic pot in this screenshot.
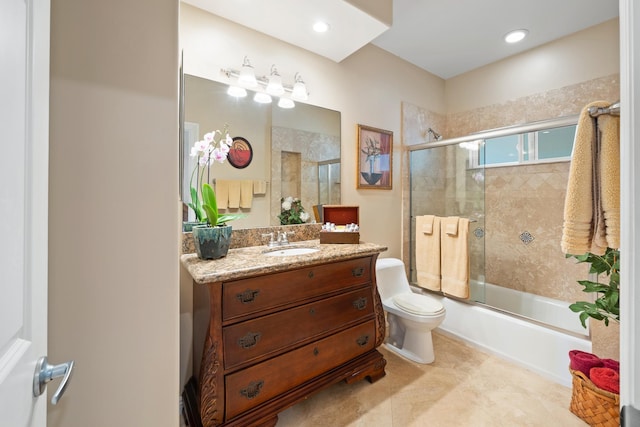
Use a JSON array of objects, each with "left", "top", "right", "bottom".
[
  {"left": 192, "top": 225, "right": 232, "bottom": 260},
  {"left": 182, "top": 221, "right": 207, "bottom": 232}
]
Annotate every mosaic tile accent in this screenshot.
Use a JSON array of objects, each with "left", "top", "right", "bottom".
[
  {"left": 519, "top": 231, "right": 535, "bottom": 245},
  {"left": 473, "top": 227, "right": 485, "bottom": 239}
]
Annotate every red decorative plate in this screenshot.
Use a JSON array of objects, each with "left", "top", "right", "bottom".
[{"left": 227, "top": 136, "right": 253, "bottom": 169}]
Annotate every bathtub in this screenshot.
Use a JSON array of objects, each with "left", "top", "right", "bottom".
[{"left": 423, "top": 281, "right": 591, "bottom": 387}]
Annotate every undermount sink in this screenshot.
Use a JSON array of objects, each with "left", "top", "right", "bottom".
[{"left": 264, "top": 247, "right": 320, "bottom": 257}]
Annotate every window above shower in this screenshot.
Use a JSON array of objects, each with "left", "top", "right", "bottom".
[{"left": 468, "top": 124, "right": 577, "bottom": 168}]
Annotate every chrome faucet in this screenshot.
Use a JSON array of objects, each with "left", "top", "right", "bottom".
[{"left": 262, "top": 231, "right": 294, "bottom": 247}]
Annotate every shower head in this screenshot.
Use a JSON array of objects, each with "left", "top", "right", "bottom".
[{"left": 427, "top": 128, "right": 442, "bottom": 141}]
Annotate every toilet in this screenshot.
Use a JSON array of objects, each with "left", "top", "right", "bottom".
[{"left": 375, "top": 257, "right": 446, "bottom": 364}]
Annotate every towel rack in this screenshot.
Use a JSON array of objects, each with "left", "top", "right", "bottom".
[
  {"left": 589, "top": 101, "right": 620, "bottom": 117},
  {"left": 412, "top": 216, "right": 477, "bottom": 223}
]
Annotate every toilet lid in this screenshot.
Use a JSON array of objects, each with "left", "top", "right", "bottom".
[{"left": 392, "top": 292, "right": 445, "bottom": 316}]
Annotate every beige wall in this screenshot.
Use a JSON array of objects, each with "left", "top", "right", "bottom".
[
  {"left": 180, "top": 3, "right": 446, "bottom": 261},
  {"left": 445, "top": 19, "right": 620, "bottom": 114},
  {"left": 48, "top": 1, "right": 179, "bottom": 426}
]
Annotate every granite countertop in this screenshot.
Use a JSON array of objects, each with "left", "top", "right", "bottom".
[{"left": 181, "top": 240, "right": 388, "bottom": 284}]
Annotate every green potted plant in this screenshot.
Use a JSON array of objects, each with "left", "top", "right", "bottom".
[
  {"left": 567, "top": 247, "right": 620, "bottom": 328},
  {"left": 188, "top": 127, "right": 244, "bottom": 259},
  {"left": 278, "top": 196, "right": 310, "bottom": 225}
]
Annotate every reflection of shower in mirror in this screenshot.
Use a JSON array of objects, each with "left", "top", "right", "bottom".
[{"left": 427, "top": 127, "right": 442, "bottom": 141}]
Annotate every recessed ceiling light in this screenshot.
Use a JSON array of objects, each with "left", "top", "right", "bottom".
[
  {"left": 504, "top": 29, "right": 528, "bottom": 44},
  {"left": 313, "top": 21, "right": 329, "bottom": 33}
]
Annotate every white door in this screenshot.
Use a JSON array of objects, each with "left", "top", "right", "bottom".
[{"left": 0, "top": 0, "right": 57, "bottom": 425}]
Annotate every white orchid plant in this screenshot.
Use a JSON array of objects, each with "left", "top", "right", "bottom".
[
  {"left": 278, "top": 196, "right": 310, "bottom": 225},
  {"left": 189, "top": 127, "right": 244, "bottom": 226}
]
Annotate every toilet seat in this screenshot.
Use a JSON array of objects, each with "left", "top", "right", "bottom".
[{"left": 392, "top": 292, "right": 445, "bottom": 316}]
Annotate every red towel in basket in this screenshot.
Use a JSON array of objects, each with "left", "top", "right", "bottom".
[
  {"left": 602, "top": 358, "right": 620, "bottom": 373},
  {"left": 590, "top": 367, "right": 620, "bottom": 394},
  {"left": 569, "top": 350, "right": 603, "bottom": 377}
]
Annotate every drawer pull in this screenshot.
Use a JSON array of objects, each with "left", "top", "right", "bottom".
[
  {"left": 308, "top": 271, "right": 314, "bottom": 279},
  {"left": 352, "top": 267, "right": 365, "bottom": 277},
  {"left": 238, "top": 332, "right": 262, "bottom": 349},
  {"left": 240, "top": 380, "right": 264, "bottom": 399},
  {"left": 356, "top": 335, "right": 370, "bottom": 347},
  {"left": 309, "top": 308, "right": 316, "bottom": 316},
  {"left": 236, "top": 289, "right": 260, "bottom": 304},
  {"left": 313, "top": 347, "right": 319, "bottom": 357},
  {"left": 352, "top": 297, "right": 368, "bottom": 310}
]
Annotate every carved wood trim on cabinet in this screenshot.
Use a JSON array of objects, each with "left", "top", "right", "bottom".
[{"left": 193, "top": 254, "right": 386, "bottom": 427}]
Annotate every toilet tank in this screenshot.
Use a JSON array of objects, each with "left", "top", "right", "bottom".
[{"left": 375, "top": 258, "right": 411, "bottom": 301}]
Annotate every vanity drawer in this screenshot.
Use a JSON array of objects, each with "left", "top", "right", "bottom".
[
  {"left": 224, "top": 320, "right": 375, "bottom": 420},
  {"left": 223, "top": 287, "right": 374, "bottom": 370},
  {"left": 222, "top": 256, "right": 372, "bottom": 321}
]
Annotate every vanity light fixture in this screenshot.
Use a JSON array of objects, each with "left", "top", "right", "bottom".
[
  {"left": 266, "top": 65, "right": 285, "bottom": 96},
  {"left": 238, "top": 56, "right": 258, "bottom": 87},
  {"left": 291, "top": 73, "right": 308, "bottom": 101},
  {"left": 221, "top": 58, "right": 310, "bottom": 108},
  {"left": 504, "top": 29, "right": 528, "bottom": 44}
]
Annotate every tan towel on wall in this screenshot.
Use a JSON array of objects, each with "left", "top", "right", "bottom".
[
  {"left": 227, "top": 180, "right": 241, "bottom": 209},
  {"left": 561, "top": 101, "right": 609, "bottom": 255},
  {"left": 440, "top": 216, "right": 470, "bottom": 299},
  {"left": 240, "top": 180, "right": 254, "bottom": 209},
  {"left": 253, "top": 180, "right": 267, "bottom": 195},
  {"left": 415, "top": 215, "right": 441, "bottom": 291},
  {"left": 599, "top": 114, "right": 620, "bottom": 249},
  {"left": 215, "top": 179, "right": 229, "bottom": 209}
]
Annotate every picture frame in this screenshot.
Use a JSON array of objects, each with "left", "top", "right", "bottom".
[{"left": 357, "top": 124, "right": 393, "bottom": 189}]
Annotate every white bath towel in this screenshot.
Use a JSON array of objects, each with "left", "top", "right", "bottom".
[
  {"left": 415, "top": 215, "right": 441, "bottom": 291},
  {"left": 440, "top": 216, "right": 470, "bottom": 299}
]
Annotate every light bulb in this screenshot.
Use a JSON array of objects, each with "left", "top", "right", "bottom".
[
  {"left": 227, "top": 85, "right": 247, "bottom": 97},
  {"left": 278, "top": 97, "right": 295, "bottom": 109},
  {"left": 253, "top": 92, "right": 272, "bottom": 104}
]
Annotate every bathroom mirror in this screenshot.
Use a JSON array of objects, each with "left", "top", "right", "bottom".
[{"left": 182, "top": 74, "right": 341, "bottom": 228}]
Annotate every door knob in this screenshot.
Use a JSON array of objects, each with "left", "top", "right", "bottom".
[{"left": 33, "top": 356, "right": 75, "bottom": 405}]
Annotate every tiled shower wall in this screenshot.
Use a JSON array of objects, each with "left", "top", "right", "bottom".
[
  {"left": 271, "top": 126, "right": 340, "bottom": 225},
  {"left": 484, "top": 162, "right": 586, "bottom": 303},
  {"left": 403, "top": 74, "right": 620, "bottom": 303}
]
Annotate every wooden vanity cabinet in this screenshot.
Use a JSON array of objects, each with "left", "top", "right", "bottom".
[{"left": 193, "top": 254, "right": 387, "bottom": 427}]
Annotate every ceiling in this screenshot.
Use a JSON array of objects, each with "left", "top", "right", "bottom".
[{"left": 183, "top": 0, "right": 619, "bottom": 79}]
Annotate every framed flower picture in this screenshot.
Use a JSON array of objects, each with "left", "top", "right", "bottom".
[{"left": 357, "top": 124, "right": 393, "bottom": 189}]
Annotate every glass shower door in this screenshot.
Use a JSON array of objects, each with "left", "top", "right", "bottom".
[{"left": 409, "top": 143, "right": 486, "bottom": 302}]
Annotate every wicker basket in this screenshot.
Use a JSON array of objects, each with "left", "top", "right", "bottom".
[{"left": 569, "top": 368, "right": 620, "bottom": 427}]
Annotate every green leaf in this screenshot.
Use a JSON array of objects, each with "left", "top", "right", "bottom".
[
  {"left": 189, "top": 186, "right": 206, "bottom": 222},
  {"left": 201, "top": 183, "right": 218, "bottom": 226}
]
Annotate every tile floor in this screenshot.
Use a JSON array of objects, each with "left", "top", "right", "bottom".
[{"left": 277, "top": 332, "right": 588, "bottom": 426}]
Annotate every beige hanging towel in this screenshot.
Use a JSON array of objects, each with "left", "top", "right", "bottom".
[
  {"left": 227, "top": 180, "right": 241, "bottom": 209},
  {"left": 440, "top": 216, "right": 470, "bottom": 299},
  {"left": 215, "top": 179, "right": 229, "bottom": 210},
  {"left": 253, "top": 180, "right": 268, "bottom": 195},
  {"left": 415, "top": 215, "right": 441, "bottom": 291},
  {"left": 240, "top": 180, "right": 254, "bottom": 208},
  {"left": 561, "top": 101, "right": 609, "bottom": 256},
  {"left": 598, "top": 114, "right": 620, "bottom": 249}
]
